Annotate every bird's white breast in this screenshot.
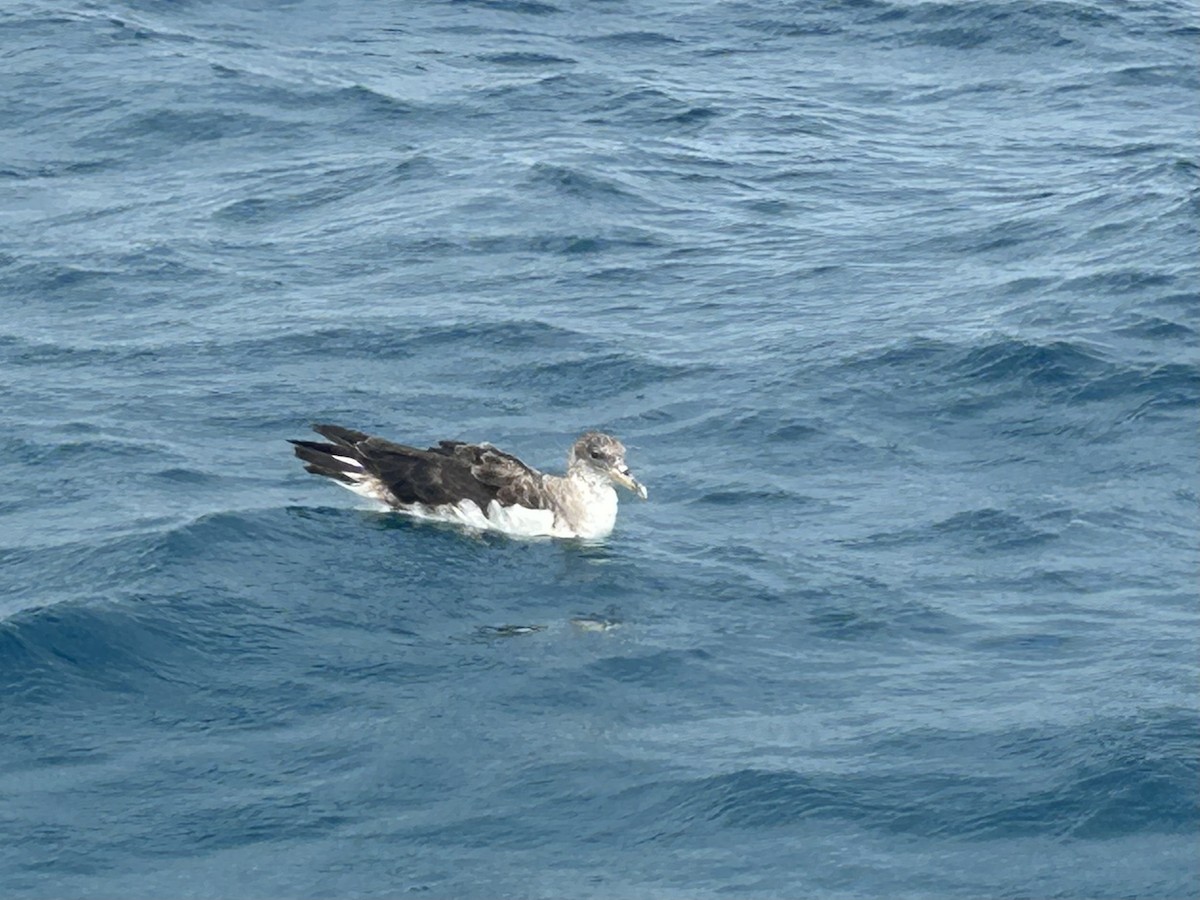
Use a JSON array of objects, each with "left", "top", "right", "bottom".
[{"left": 555, "top": 482, "right": 618, "bottom": 539}]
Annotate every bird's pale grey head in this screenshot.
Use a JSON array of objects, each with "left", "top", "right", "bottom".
[{"left": 571, "top": 432, "right": 648, "bottom": 500}]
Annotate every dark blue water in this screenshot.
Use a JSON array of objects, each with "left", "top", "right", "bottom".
[{"left": 2, "top": 1, "right": 1198, "bottom": 897}]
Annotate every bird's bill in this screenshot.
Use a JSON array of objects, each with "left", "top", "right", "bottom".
[{"left": 610, "top": 465, "right": 648, "bottom": 500}]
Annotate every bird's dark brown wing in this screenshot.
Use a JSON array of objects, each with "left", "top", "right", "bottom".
[
  {"left": 430, "top": 441, "right": 551, "bottom": 509},
  {"left": 302, "top": 425, "right": 549, "bottom": 510}
]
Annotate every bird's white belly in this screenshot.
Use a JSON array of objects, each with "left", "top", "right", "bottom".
[
  {"left": 484, "top": 500, "right": 558, "bottom": 537},
  {"left": 393, "top": 499, "right": 554, "bottom": 537},
  {"left": 409, "top": 496, "right": 616, "bottom": 539},
  {"left": 342, "top": 478, "right": 619, "bottom": 539}
]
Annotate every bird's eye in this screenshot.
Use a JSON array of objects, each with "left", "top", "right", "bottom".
[{"left": 589, "top": 450, "right": 602, "bottom": 460}]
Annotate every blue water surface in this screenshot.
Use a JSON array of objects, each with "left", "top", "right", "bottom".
[{"left": 1, "top": 0, "right": 1198, "bottom": 897}]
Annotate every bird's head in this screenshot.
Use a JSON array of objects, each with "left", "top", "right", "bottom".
[{"left": 570, "top": 432, "right": 648, "bottom": 500}]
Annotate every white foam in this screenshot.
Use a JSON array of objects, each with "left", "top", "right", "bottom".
[{"left": 333, "top": 475, "right": 390, "bottom": 504}]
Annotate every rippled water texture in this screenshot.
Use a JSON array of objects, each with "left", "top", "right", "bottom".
[{"left": 2, "top": 0, "right": 1198, "bottom": 897}]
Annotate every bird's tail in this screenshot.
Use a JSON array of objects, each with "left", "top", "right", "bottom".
[{"left": 289, "top": 424, "right": 371, "bottom": 485}]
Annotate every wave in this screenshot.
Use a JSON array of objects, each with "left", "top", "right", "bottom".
[
  {"left": 1115, "top": 314, "right": 1198, "bottom": 342},
  {"left": 211, "top": 155, "right": 434, "bottom": 225},
  {"left": 526, "top": 162, "right": 643, "bottom": 204},
  {"left": 2, "top": 432, "right": 188, "bottom": 469},
  {"left": 0, "top": 504, "right": 360, "bottom": 669},
  {"left": 490, "top": 351, "right": 699, "bottom": 407},
  {"left": 582, "top": 31, "right": 683, "bottom": 48},
  {"left": 840, "top": 334, "right": 1200, "bottom": 412},
  {"left": 691, "top": 487, "right": 804, "bottom": 508},
  {"left": 866, "top": 710, "right": 1200, "bottom": 840},
  {"left": 498, "top": 708, "right": 1199, "bottom": 843},
  {"left": 0, "top": 157, "right": 121, "bottom": 180},
  {"left": 465, "top": 228, "right": 665, "bottom": 255},
  {"left": 0, "top": 595, "right": 192, "bottom": 707},
  {"left": 735, "top": 0, "right": 1125, "bottom": 50},
  {"left": 3, "top": 246, "right": 220, "bottom": 312},
  {"left": 844, "top": 507, "right": 1059, "bottom": 555},
  {"left": 584, "top": 86, "right": 721, "bottom": 131},
  {"left": 207, "top": 318, "right": 598, "bottom": 361},
  {"left": 1, "top": 318, "right": 640, "bottom": 386},
  {"left": 1108, "top": 64, "right": 1199, "bottom": 88},
  {"left": 420, "top": 709, "right": 1197, "bottom": 850},
  {"left": 79, "top": 107, "right": 305, "bottom": 153},
  {"left": 476, "top": 51, "right": 576, "bottom": 67},
  {"left": 450, "top": 0, "right": 561, "bottom": 14}
]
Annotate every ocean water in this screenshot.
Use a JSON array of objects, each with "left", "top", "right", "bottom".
[{"left": 1, "top": 0, "right": 1197, "bottom": 896}]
